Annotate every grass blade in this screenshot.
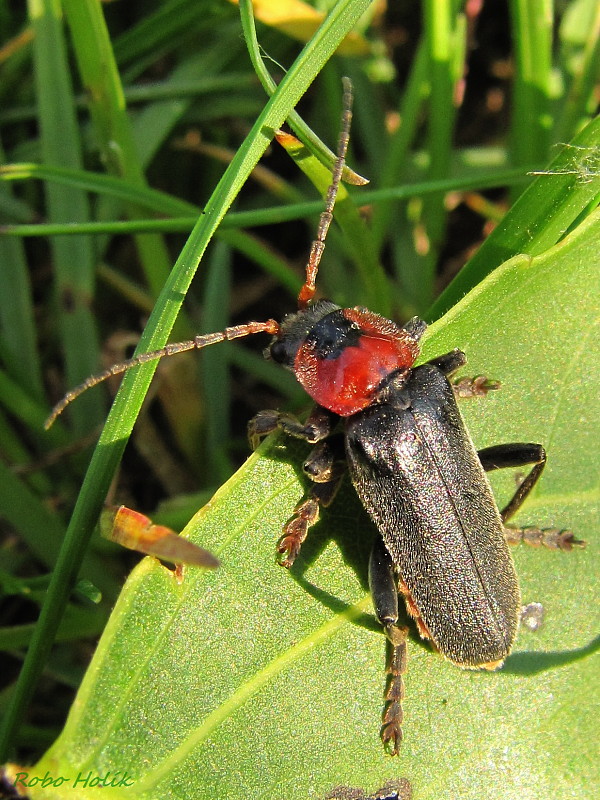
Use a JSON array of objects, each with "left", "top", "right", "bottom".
[{"left": 0, "top": 0, "right": 375, "bottom": 759}]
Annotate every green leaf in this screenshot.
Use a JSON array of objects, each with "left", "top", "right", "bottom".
[
  {"left": 22, "top": 210, "right": 599, "bottom": 799},
  {"left": 429, "top": 114, "right": 600, "bottom": 319},
  {"left": 0, "top": 0, "right": 374, "bottom": 758}
]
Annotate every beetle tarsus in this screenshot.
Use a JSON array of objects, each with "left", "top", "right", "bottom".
[
  {"left": 278, "top": 458, "right": 345, "bottom": 567},
  {"left": 453, "top": 374, "right": 501, "bottom": 398},
  {"left": 425, "top": 350, "right": 500, "bottom": 396},
  {"left": 277, "top": 498, "right": 319, "bottom": 567},
  {"left": 382, "top": 623, "right": 408, "bottom": 756},
  {"left": 248, "top": 406, "right": 336, "bottom": 450},
  {"left": 504, "top": 526, "right": 585, "bottom": 550}
]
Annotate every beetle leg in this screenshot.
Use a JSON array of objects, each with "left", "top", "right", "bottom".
[
  {"left": 249, "top": 405, "right": 343, "bottom": 567},
  {"left": 478, "top": 443, "right": 585, "bottom": 550},
  {"left": 479, "top": 443, "right": 546, "bottom": 521},
  {"left": 323, "top": 778, "right": 412, "bottom": 800},
  {"left": 425, "top": 350, "right": 500, "bottom": 396},
  {"left": 425, "top": 348, "right": 467, "bottom": 375},
  {"left": 504, "top": 526, "right": 584, "bottom": 550},
  {"left": 369, "top": 534, "right": 409, "bottom": 756},
  {"left": 452, "top": 374, "right": 501, "bottom": 398},
  {"left": 398, "top": 581, "right": 433, "bottom": 640},
  {"left": 277, "top": 437, "right": 346, "bottom": 568},
  {"left": 248, "top": 405, "right": 337, "bottom": 449}
]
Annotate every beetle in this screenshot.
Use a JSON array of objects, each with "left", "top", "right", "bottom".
[
  {"left": 323, "top": 778, "right": 412, "bottom": 800},
  {"left": 46, "top": 78, "right": 582, "bottom": 754}
]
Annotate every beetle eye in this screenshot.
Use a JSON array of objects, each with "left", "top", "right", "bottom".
[{"left": 269, "top": 340, "right": 288, "bottom": 364}]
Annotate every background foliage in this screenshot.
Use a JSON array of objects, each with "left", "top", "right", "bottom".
[{"left": 0, "top": 0, "right": 598, "bottom": 798}]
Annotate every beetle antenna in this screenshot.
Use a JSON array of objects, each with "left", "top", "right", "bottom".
[
  {"left": 297, "top": 76, "right": 354, "bottom": 309},
  {"left": 44, "top": 319, "right": 280, "bottom": 429}
]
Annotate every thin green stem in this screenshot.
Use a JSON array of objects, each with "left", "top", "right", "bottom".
[
  {"left": 0, "top": 164, "right": 535, "bottom": 234},
  {"left": 410, "top": 0, "right": 464, "bottom": 313},
  {"left": 239, "top": 0, "right": 368, "bottom": 186},
  {"left": 370, "top": 41, "right": 429, "bottom": 253},
  {"left": 509, "top": 0, "right": 554, "bottom": 165},
  {"left": 28, "top": 0, "right": 104, "bottom": 434},
  {"left": 62, "top": 0, "right": 173, "bottom": 302}
]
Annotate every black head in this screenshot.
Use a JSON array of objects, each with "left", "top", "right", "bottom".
[{"left": 267, "top": 299, "right": 341, "bottom": 369}]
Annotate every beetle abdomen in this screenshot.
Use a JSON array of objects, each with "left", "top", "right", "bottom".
[{"left": 345, "top": 364, "right": 520, "bottom": 667}]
